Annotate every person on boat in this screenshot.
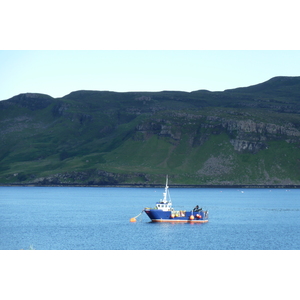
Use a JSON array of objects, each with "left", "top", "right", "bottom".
[{"left": 193, "top": 205, "right": 202, "bottom": 212}]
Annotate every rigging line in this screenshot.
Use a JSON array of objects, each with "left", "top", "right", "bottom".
[
  {"left": 130, "top": 210, "right": 144, "bottom": 222},
  {"left": 133, "top": 211, "right": 144, "bottom": 219}
]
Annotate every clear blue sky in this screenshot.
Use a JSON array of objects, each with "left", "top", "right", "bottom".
[
  {"left": 0, "top": 50, "right": 299, "bottom": 100},
  {"left": 1, "top": 1, "right": 299, "bottom": 101}
]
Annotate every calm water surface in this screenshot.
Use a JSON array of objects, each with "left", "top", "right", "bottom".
[{"left": 1, "top": 186, "right": 300, "bottom": 250}]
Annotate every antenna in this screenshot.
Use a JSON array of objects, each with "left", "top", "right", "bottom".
[
  {"left": 164, "top": 175, "right": 172, "bottom": 205},
  {"left": 166, "top": 174, "right": 168, "bottom": 188}
]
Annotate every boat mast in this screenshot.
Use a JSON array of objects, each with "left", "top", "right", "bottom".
[{"left": 162, "top": 175, "right": 172, "bottom": 204}]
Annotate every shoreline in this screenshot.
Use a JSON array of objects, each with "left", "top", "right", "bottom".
[{"left": 1, "top": 183, "right": 300, "bottom": 188}]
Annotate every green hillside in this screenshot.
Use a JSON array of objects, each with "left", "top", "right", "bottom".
[{"left": 1, "top": 76, "right": 300, "bottom": 186}]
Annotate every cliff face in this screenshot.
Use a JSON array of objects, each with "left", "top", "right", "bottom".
[
  {"left": 1, "top": 76, "right": 300, "bottom": 186},
  {"left": 207, "top": 117, "right": 300, "bottom": 152},
  {"left": 135, "top": 114, "right": 300, "bottom": 151}
]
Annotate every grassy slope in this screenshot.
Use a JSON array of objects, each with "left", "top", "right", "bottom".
[{"left": 2, "top": 77, "right": 300, "bottom": 185}]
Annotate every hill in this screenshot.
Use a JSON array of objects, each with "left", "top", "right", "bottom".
[{"left": 1, "top": 76, "right": 300, "bottom": 186}]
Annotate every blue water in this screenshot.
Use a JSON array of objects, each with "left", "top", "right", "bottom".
[{"left": 1, "top": 186, "right": 300, "bottom": 250}]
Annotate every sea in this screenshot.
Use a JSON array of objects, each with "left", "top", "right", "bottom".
[{"left": 1, "top": 186, "right": 300, "bottom": 250}]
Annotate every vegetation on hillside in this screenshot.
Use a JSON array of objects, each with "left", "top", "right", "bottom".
[{"left": 1, "top": 76, "right": 300, "bottom": 186}]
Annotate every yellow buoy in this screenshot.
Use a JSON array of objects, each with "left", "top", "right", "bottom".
[
  {"left": 130, "top": 210, "right": 144, "bottom": 222},
  {"left": 189, "top": 215, "right": 195, "bottom": 220}
]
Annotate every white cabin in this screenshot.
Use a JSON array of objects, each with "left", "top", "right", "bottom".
[{"left": 155, "top": 202, "right": 172, "bottom": 211}]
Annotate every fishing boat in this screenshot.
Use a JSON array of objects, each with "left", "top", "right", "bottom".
[{"left": 131, "top": 176, "right": 209, "bottom": 223}]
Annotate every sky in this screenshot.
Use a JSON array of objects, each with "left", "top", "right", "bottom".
[
  {"left": 1, "top": 50, "right": 300, "bottom": 100},
  {"left": 1, "top": 0, "right": 300, "bottom": 101}
]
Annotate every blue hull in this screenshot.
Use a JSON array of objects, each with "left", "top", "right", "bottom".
[{"left": 145, "top": 209, "right": 208, "bottom": 223}]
